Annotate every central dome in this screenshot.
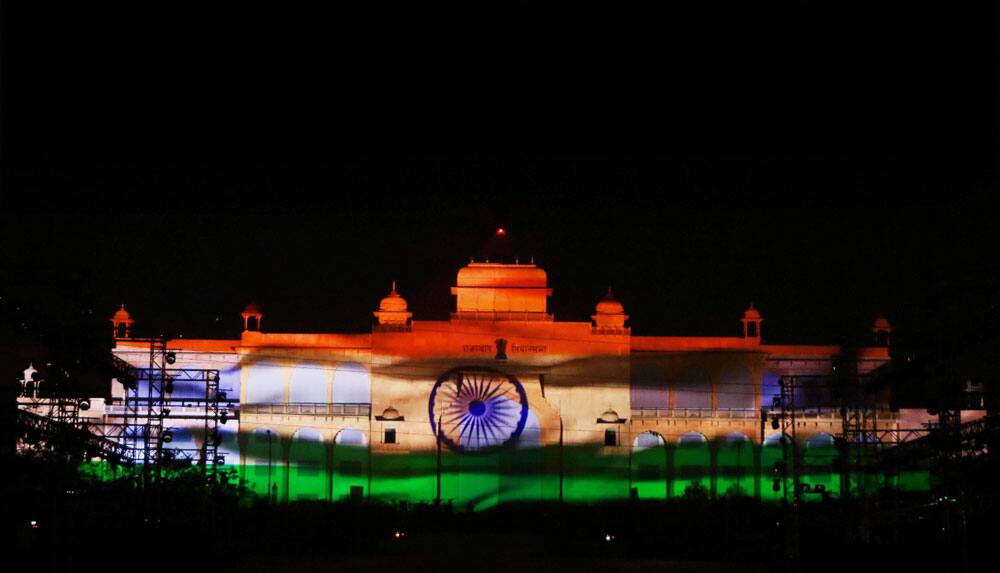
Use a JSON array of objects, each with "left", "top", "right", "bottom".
[{"left": 451, "top": 261, "right": 552, "bottom": 320}]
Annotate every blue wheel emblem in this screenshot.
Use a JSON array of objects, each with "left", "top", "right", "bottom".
[{"left": 429, "top": 367, "right": 529, "bottom": 452}]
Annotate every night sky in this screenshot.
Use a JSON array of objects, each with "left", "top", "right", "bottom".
[{"left": 2, "top": 3, "right": 998, "bottom": 379}]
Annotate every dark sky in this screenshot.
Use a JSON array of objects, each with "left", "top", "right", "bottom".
[{"left": 2, "top": 3, "right": 998, "bottom": 360}]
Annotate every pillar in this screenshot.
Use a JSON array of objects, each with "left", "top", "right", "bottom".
[
  {"left": 752, "top": 369, "right": 763, "bottom": 411},
  {"left": 666, "top": 444, "right": 675, "bottom": 499},
  {"left": 282, "top": 366, "right": 292, "bottom": 405},
  {"left": 281, "top": 436, "right": 292, "bottom": 503},
  {"left": 325, "top": 441, "right": 336, "bottom": 502},
  {"left": 239, "top": 359, "right": 249, "bottom": 407},
  {"left": 709, "top": 441, "right": 719, "bottom": 499},
  {"left": 753, "top": 443, "right": 762, "bottom": 500}
]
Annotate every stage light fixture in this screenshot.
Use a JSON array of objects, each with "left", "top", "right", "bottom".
[
  {"left": 165, "top": 352, "right": 177, "bottom": 364},
  {"left": 161, "top": 430, "right": 173, "bottom": 443},
  {"left": 78, "top": 399, "right": 91, "bottom": 411}
]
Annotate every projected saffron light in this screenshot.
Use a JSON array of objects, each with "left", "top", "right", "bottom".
[{"left": 429, "top": 367, "right": 528, "bottom": 452}]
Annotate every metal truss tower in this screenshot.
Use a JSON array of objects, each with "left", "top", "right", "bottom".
[{"left": 109, "top": 339, "right": 233, "bottom": 482}]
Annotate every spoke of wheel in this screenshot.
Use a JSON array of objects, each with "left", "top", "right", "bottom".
[{"left": 482, "top": 379, "right": 505, "bottom": 402}]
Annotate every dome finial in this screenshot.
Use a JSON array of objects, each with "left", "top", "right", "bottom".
[{"left": 375, "top": 281, "right": 412, "bottom": 326}]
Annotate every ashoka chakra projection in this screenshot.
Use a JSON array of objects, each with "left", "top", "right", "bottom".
[{"left": 428, "top": 367, "right": 529, "bottom": 452}]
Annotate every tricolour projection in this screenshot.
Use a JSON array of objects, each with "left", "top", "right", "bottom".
[
  {"left": 52, "top": 254, "right": 923, "bottom": 510},
  {"left": 429, "top": 367, "right": 529, "bottom": 452}
]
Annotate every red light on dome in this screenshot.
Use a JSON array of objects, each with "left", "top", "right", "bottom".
[{"left": 496, "top": 228, "right": 506, "bottom": 236}]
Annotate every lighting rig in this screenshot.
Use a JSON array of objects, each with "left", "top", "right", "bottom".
[
  {"left": 771, "top": 375, "right": 801, "bottom": 571},
  {"left": 106, "top": 339, "right": 237, "bottom": 480},
  {"left": 15, "top": 366, "right": 129, "bottom": 465}
]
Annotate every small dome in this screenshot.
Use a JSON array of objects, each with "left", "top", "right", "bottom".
[
  {"left": 112, "top": 304, "right": 131, "bottom": 321},
  {"left": 743, "top": 304, "right": 761, "bottom": 320},
  {"left": 242, "top": 303, "right": 261, "bottom": 315},
  {"left": 595, "top": 287, "right": 624, "bottom": 315},
  {"left": 381, "top": 406, "right": 401, "bottom": 421},
  {"left": 600, "top": 408, "right": 620, "bottom": 423},
  {"left": 379, "top": 281, "right": 408, "bottom": 312},
  {"left": 873, "top": 315, "right": 892, "bottom": 331}
]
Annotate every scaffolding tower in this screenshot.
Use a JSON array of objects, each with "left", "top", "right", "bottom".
[{"left": 108, "top": 339, "right": 235, "bottom": 480}]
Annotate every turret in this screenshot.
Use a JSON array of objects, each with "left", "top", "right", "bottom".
[
  {"left": 111, "top": 304, "right": 134, "bottom": 339},
  {"left": 242, "top": 303, "right": 263, "bottom": 332},
  {"left": 741, "top": 304, "right": 762, "bottom": 339}
]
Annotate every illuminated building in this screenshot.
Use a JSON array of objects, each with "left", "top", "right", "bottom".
[{"left": 95, "top": 255, "right": 906, "bottom": 507}]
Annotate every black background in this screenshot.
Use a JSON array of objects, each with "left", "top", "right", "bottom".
[{"left": 2, "top": 2, "right": 998, "bottom": 370}]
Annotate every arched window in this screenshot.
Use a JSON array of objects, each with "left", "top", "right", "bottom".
[
  {"left": 289, "top": 363, "right": 328, "bottom": 403},
  {"left": 717, "top": 432, "right": 752, "bottom": 497},
  {"left": 675, "top": 431, "right": 709, "bottom": 497},
  {"left": 290, "top": 428, "right": 325, "bottom": 500},
  {"left": 245, "top": 362, "right": 284, "bottom": 404},
  {"left": 630, "top": 361, "right": 668, "bottom": 409},
  {"left": 335, "top": 427, "right": 366, "bottom": 447},
  {"left": 717, "top": 368, "right": 754, "bottom": 409},
  {"left": 246, "top": 428, "right": 282, "bottom": 499},
  {"left": 633, "top": 431, "right": 666, "bottom": 449},
  {"left": 332, "top": 363, "right": 370, "bottom": 403},
  {"left": 674, "top": 370, "right": 711, "bottom": 409}
]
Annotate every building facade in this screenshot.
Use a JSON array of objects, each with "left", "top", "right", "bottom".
[{"left": 97, "top": 259, "right": 902, "bottom": 507}]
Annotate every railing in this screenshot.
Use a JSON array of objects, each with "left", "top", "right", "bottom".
[
  {"left": 632, "top": 407, "right": 899, "bottom": 420},
  {"left": 241, "top": 403, "right": 371, "bottom": 418},
  {"left": 633, "top": 408, "right": 761, "bottom": 419},
  {"left": 592, "top": 327, "right": 630, "bottom": 335},
  {"left": 450, "top": 311, "right": 553, "bottom": 322}
]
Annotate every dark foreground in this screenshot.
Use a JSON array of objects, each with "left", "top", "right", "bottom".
[{"left": 6, "top": 457, "right": 996, "bottom": 572}]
